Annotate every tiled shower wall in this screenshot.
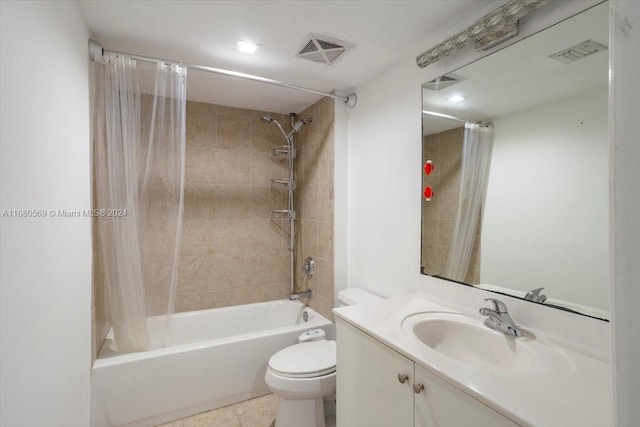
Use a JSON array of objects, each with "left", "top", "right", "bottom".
[
  {"left": 421, "top": 126, "right": 480, "bottom": 284},
  {"left": 93, "top": 98, "right": 335, "bottom": 359},
  {"left": 160, "top": 102, "right": 291, "bottom": 314},
  {"left": 292, "top": 97, "right": 335, "bottom": 320}
]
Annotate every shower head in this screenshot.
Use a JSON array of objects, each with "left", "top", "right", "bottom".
[
  {"left": 261, "top": 115, "right": 289, "bottom": 142},
  {"left": 290, "top": 116, "right": 313, "bottom": 135},
  {"left": 261, "top": 114, "right": 313, "bottom": 142},
  {"left": 260, "top": 115, "right": 276, "bottom": 124}
]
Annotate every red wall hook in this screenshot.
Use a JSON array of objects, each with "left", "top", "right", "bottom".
[
  {"left": 423, "top": 186, "right": 434, "bottom": 201},
  {"left": 424, "top": 160, "right": 435, "bottom": 175}
]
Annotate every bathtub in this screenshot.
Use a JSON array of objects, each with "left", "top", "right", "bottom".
[{"left": 91, "top": 299, "right": 333, "bottom": 427}]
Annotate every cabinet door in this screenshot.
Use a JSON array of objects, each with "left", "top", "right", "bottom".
[
  {"left": 414, "top": 364, "right": 519, "bottom": 427},
  {"left": 336, "top": 319, "right": 414, "bottom": 427}
]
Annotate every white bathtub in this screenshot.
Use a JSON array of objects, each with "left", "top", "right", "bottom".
[{"left": 91, "top": 299, "right": 333, "bottom": 427}]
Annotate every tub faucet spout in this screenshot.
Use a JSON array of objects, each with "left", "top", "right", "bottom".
[{"left": 289, "top": 290, "right": 312, "bottom": 300}]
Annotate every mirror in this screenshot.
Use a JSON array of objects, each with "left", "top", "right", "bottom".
[{"left": 420, "top": 2, "right": 609, "bottom": 320}]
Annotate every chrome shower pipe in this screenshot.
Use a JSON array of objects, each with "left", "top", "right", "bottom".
[
  {"left": 89, "top": 40, "right": 358, "bottom": 107},
  {"left": 288, "top": 114, "right": 296, "bottom": 296},
  {"left": 261, "top": 114, "right": 301, "bottom": 296}
]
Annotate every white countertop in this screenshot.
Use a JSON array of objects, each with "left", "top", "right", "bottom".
[{"left": 333, "top": 293, "right": 613, "bottom": 427}]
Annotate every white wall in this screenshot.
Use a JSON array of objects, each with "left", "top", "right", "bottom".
[
  {"left": 334, "top": 95, "right": 350, "bottom": 303},
  {"left": 345, "top": 0, "right": 603, "bottom": 298},
  {"left": 610, "top": 1, "right": 640, "bottom": 425},
  {"left": 0, "top": 2, "right": 92, "bottom": 426},
  {"left": 345, "top": 0, "right": 639, "bottom": 424},
  {"left": 482, "top": 88, "right": 610, "bottom": 310}
]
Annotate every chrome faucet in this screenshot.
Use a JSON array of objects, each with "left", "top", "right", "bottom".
[
  {"left": 479, "top": 298, "right": 524, "bottom": 338},
  {"left": 524, "top": 287, "right": 547, "bottom": 303}
]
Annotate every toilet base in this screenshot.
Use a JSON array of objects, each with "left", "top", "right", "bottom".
[{"left": 275, "top": 397, "right": 325, "bottom": 427}]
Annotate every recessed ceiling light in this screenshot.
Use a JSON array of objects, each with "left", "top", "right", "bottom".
[
  {"left": 236, "top": 40, "right": 259, "bottom": 54},
  {"left": 448, "top": 94, "right": 466, "bottom": 103}
]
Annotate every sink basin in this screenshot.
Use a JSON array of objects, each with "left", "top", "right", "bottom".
[{"left": 402, "top": 312, "right": 571, "bottom": 376}]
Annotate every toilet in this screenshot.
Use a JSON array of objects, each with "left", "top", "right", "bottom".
[{"left": 265, "top": 288, "right": 381, "bottom": 427}]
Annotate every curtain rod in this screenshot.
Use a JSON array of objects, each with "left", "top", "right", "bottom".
[
  {"left": 88, "top": 39, "right": 357, "bottom": 108},
  {"left": 422, "top": 110, "right": 493, "bottom": 128},
  {"left": 422, "top": 110, "right": 468, "bottom": 124}
]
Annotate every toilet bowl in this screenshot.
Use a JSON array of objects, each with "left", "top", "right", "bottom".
[
  {"left": 265, "top": 340, "right": 336, "bottom": 427},
  {"left": 266, "top": 289, "right": 382, "bottom": 427}
]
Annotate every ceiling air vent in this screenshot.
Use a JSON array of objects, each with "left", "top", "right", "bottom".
[
  {"left": 549, "top": 39, "right": 608, "bottom": 64},
  {"left": 296, "top": 33, "right": 353, "bottom": 65}
]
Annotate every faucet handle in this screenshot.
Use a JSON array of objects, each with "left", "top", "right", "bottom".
[
  {"left": 483, "top": 298, "right": 508, "bottom": 313},
  {"left": 525, "top": 287, "right": 547, "bottom": 303}
]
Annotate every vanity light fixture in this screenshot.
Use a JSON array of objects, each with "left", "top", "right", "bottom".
[
  {"left": 416, "top": 0, "right": 554, "bottom": 68},
  {"left": 448, "top": 94, "right": 466, "bottom": 103},
  {"left": 236, "top": 40, "right": 259, "bottom": 54}
]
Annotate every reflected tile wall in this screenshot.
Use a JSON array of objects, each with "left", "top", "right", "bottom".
[
  {"left": 421, "top": 127, "right": 480, "bottom": 284},
  {"left": 293, "top": 97, "right": 335, "bottom": 320}
]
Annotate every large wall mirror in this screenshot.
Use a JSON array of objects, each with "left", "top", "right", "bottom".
[{"left": 421, "top": 2, "right": 609, "bottom": 320}]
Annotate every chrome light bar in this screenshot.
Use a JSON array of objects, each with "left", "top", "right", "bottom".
[{"left": 416, "top": 0, "right": 554, "bottom": 68}]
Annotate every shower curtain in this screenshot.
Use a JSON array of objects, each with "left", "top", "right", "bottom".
[
  {"left": 93, "top": 54, "right": 187, "bottom": 353},
  {"left": 445, "top": 123, "right": 494, "bottom": 282}
]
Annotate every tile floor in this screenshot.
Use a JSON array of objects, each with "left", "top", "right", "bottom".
[{"left": 157, "top": 394, "right": 278, "bottom": 427}]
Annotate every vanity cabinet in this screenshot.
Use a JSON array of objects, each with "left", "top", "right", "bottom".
[
  {"left": 337, "top": 318, "right": 414, "bottom": 427},
  {"left": 413, "top": 364, "right": 517, "bottom": 427},
  {"left": 336, "top": 319, "right": 518, "bottom": 427}
]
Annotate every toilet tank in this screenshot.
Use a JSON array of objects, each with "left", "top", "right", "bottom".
[{"left": 336, "top": 288, "right": 382, "bottom": 307}]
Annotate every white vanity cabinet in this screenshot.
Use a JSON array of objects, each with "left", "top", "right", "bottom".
[
  {"left": 336, "top": 317, "right": 414, "bottom": 427},
  {"left": 336, "top": 319, "right": 519, "bottom": 427},
  {"left": 413, "top": 364, "right": 517, "bottom": 427}
]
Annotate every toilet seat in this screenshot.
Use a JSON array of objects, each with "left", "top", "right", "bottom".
[{"left": 268, "top": 340, "right": 336, "bottom": 379}]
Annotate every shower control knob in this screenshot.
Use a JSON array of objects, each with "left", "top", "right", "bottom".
[
  {"left": 303, "top": 257, "right": 315, "bottom": 277},
  {"left": 397, "top": 373, "right": 409, "bottom": 384},
  {"left": 413, "top": 382, "right": 425, "bottom": 394}
]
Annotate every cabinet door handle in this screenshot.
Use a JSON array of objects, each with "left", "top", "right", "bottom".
[
  {"left": 397, "top": 373, "right": 409, "bottom": 384},
  {"left": 413, "top": 382, "right": 425, "bottom": 394}
]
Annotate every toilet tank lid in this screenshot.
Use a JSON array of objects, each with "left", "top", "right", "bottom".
[{"left": 337, "top": 288, "right": 382, "bottom": 306}]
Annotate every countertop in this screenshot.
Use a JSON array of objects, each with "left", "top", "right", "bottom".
[{"left": 333, "top": 293, "right": 612, "bottom": 427}]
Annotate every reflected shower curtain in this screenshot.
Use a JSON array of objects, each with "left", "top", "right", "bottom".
[
  {"left": 445, "top": 123, "right": 494, "bottom": 282},
  {"left": 94, "top": 54, "right": 186, "bottom": 353}
]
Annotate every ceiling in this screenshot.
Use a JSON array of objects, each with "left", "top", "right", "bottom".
[
  {"left": 422, "top": 2, "right": 608, "bottom": 134},
  {"left": 78, "top": 0, "right": 497, "bottom": 114}
]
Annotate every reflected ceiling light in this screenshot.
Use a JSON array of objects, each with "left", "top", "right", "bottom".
[
  {"left": 448, "top": 94, "right": 466, "bottom": 103},
  {"left": 236, "top": 40, "right": 259, "bottom": 54},
  {"left": 416, "top": 0, "right": 554, "bottom": 68}
]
